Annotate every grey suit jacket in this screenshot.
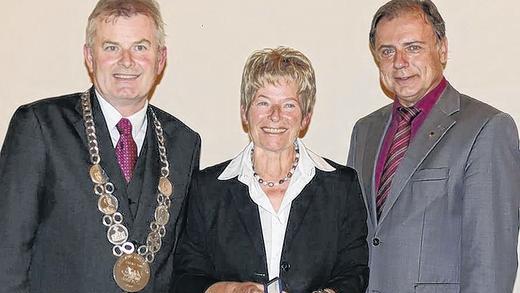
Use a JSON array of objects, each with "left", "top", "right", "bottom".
[
  {"left": 0, "top": 88, "right": 201, "bottom": 293},
  {"left": 347, "top": 83, "right": 520, "bottom": 293}
]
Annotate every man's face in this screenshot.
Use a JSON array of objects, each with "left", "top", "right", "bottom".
[
  {"left": 373, "top": 11, "right": 447, "bottom": 106},
  {"left": 84, "top": 14, "right": 166, "bottom": 112}
]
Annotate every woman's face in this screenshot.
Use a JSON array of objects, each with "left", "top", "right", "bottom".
[{"left": 241, "top": 80, "right": 311, "bottom": 153}]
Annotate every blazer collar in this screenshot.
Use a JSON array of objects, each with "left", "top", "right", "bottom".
[
  {"left": 361, "top": 105, "right": 393, "bottom": 225},
  {"left": 228, "top": 179, "right": 269, "bottom": 271}
]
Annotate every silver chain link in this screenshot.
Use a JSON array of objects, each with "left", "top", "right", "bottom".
[{"left": 80, "top": 90, "right": 174, "bottom": 264}]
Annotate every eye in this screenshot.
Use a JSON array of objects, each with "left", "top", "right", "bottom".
[
  {"left": 406, "top": 45, "right": 422, "bottom": 53},
  {"left": 103, "top": 45, "right": 118, "bottom": 52},
  {"left": 134, "top": 44, "right": 148, "bottom": 52},
  {"left": 256, "top": 100, "right": 269, "bottom": 106},
  {"left": 380, "top": 48, "right": 395, "bottom": 58},
  {"left": 283, "top": 102, "right": 297, "bottom": 109}
]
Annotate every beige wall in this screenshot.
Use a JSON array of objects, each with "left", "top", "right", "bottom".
[{"left": 1, "top": 0, "right": 519, "bottom": 289}]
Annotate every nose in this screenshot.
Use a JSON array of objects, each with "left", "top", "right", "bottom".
[
  {"left": 393, "top": 50, "right": 408, "bottom": 70},
  {"left": 118, "top": 49, "right": 135, "bottom": 68},
  {"left": 269, "top": 105, "right": 281, "bottom": 122}
]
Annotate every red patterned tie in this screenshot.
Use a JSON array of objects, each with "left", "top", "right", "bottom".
[
  {"left": 115, "top": 118, "right": 138, "bottom": 183},
  {"left": 376, "top": 106, "right": 421, "bottom": 219}
]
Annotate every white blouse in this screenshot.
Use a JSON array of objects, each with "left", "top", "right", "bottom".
[{"left": 218, "top": 138, "right": 335, "bottom": 279}]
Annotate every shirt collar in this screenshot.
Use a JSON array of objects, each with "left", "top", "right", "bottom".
[
  {"left": 218, "top": 138, "right": 335, "bottom": 182},
  {"left": 95, "top": 89, "right": 148, "bottom": 138}
]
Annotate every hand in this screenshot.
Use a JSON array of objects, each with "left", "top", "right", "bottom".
[{"left": 205, "top": 281, "right": 264, "bottom": 293}]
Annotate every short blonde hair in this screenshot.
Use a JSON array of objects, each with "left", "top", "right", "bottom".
[
  {"left": 85, "top": 0, "right": 166, "bottom": 48},
  {"left": 240, "top": 47, "right": 316, "bottom": 117}
]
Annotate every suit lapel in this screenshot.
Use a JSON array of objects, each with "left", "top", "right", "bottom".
[
  {"left": 378, "top": 85, "right": 460, "bottom": 224},
  {"left": 282, "top": 179, "right": 316, "bottom": 252},
  {"left": 72, "top": 88, "right": 133, "bottom": 226},
  {"left": 72, "top": 88, "right": 93, "bottom": 155},
  {"left": 362, "top": 106, "right": 392, "bottom": 226},
  {"left": 229, "top": 180, "right": 268, "bottom": 264}
]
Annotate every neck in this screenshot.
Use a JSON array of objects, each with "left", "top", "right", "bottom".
[
  {"left": 113, "top": 99, "right": 148, "bottom": 117},
  {"left": 252, "top": 145, "right": 296, "bottom": 181}
]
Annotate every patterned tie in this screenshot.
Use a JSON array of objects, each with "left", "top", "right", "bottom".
[
  {"left": 376, "top": 106, "right": 421, "bottom": 219},
  {"left": 115, "top": 118, "right": 138, "bottom": 183}
]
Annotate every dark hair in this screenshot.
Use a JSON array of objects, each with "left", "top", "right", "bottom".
[{"left": 369, "top": 0, "right": 445, "bottom": 50}]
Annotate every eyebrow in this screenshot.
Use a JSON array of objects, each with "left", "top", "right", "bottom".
[
  {"left": 101, "top": 39, "right": 152, "bottom": 46},
  {"left": 256, "top": 95, "right": 299, "bottom": 102},
  {"left": 377, "top": 40, "right": 426, "bottom": 51},
  {"left": 134, "top": 39, "right": 152, "bottom": 46},
  {"left": 402, "top": 41, "right": 426, "bottom": 46}
]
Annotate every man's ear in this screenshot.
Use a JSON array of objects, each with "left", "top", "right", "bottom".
[
  {"left": 156, "top": 46, "right": 167, "bottom": 74},
  {"left": 438, "top": 37, "right": 448, "bottom": 67},
  {"left": 83, "top": 44, "right": 94, "bottom": 73}
]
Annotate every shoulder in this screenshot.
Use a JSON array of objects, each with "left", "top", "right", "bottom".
[
  {"left": 197, "top": 160, "right": 233, "bottom": 183},
  {"left": 190, "top": 160, "right": 236, "bottom": 206},
  {"left": 150, "top": 104, "right": 200, "bottom": 143},
  {"left": 9, "top": 92, "right": 83, "bottom": 126},
  {"left": 318, "top": 158, "right": 359, "bottom": 184},
  {"left": 353, "top": 103, "right": 393, "bottom": 127},
  {"left": 454, "top": 93, "right": 516, "bottom": 132},
  {"left": 16, "top": 92, "right": 81, "bottom": 115},
  {"left": 458, "top": 94, "right": 501, "bottom": 119}
]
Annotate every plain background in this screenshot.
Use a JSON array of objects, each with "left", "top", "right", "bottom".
[{"left": 1, "top": 0, "right": 519, "bottom": 290}]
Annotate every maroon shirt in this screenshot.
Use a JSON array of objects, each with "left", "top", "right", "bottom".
[{"left": 374, "top": 78, "right": 447, "bottom": 189}]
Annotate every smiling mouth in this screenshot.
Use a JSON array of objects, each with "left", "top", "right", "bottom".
[
  {"left": 395, "top": 75, "right": 415, "bottom": 81},
  {"left": 113, "top": 73, "right": 140, "bottom": 80},
  {"left": 262, "top": 127, "right": 287, "bottom": 134}
]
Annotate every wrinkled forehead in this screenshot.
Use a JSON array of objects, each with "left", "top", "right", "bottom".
[{"left": 375, "top": 11, "right": 436, "bottom": 44}]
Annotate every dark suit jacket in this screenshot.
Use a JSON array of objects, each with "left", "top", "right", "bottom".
[
  {"left": 0, "top": 87, "right": 201, "bottom": 293},
  {"left": 171, "top": 160, "right": 368, "bottom": 293}
]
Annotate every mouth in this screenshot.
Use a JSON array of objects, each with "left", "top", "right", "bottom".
[
  {"left": 394, "top": 75, "right": 416, "bottom": 83},
  {"left": 261, "top": 127, "right": 287, "bottom": 134},
  {"left": 113, "top": 73, "right": 140, "bottom": 80}
]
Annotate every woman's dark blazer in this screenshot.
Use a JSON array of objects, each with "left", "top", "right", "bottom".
[{"left": 172, "top": 159, "right": 368, "bottom": 293}]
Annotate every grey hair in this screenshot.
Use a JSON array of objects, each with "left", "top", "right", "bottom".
[{"left": 85, "top": 0, "right": 166, "bottom": 48}]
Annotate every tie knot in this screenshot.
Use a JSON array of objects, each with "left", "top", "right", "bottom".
[
  {"left": 116, "top": 118, "right": 133, "bottom": 136},
  {"left": 398, "top": 106, "right": 421, "bottom": 122}
]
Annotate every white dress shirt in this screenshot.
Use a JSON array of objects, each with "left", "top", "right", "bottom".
[
  {"left": 218, "top": 138, "right": 335, "bottom": 280},
  {"left": 95, "top": 91, "right": 148, "bottom": 154}
]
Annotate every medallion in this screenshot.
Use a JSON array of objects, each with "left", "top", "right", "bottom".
[
  {"left": 154, "top": 206, "right": 170, "bottom": 226},
  {"left": 158, "top": 177, "right": 173, "bottom": 197},
  {"left": 113, "top": 253, "right": 150, "bottom": 292},
  {"left": 81, "top": 91, "right": 175, "bottom": 292},
  {"left": 107, "top": 223, "right": 129, "bottom": 245},
  {"left": 98, "top": 194, "right": 118, "bottom": 215},
  {"left": 89, "top": 164, "right": 108, "bottom": 184}
]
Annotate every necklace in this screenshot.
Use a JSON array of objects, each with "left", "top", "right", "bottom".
[
  {"left": 81, "top": 90, "right": 174, "bottom": 292},
  {"left": 251, "top": 142, "right": 300, "bottom": 188}
]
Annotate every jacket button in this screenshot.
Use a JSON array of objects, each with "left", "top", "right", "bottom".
[
  {"left": 372, "top": 238, "right": 380, "bottom": 246},
  {"left": 280, "top": 261, "right": 291, "bottom": 272}
]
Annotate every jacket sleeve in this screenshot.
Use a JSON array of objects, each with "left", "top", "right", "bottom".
[
  {"left": 326, "top": 171, "right": 369, "bottom": 293},
  {"left": 171, "top": 171, "right": 219, "bottom": 293},
  {"left": 0, "top": 105, "right": 46, "bottom": 293},
  {"left": 460, "top": 113, "right": 519, "bottom": 292}
]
